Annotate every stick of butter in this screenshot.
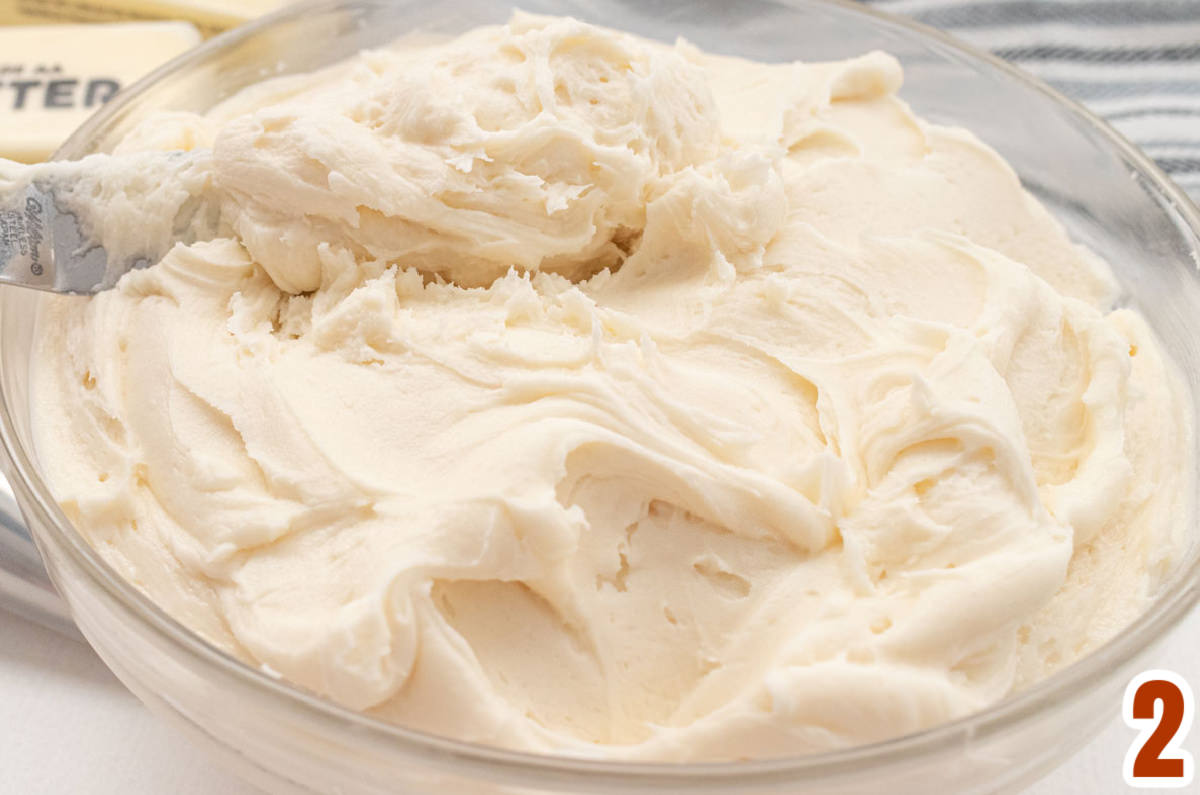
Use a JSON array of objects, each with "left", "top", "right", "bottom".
[
  {"left": 0, "top": 0, "right": 285, "bottom": 36},
  {"left": 0, "top": 21, "right": 201, "bottom": 163}
]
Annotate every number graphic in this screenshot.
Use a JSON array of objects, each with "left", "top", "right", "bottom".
[{"left": 1124, "top": 670, "right": 1194, "bottom": 788}]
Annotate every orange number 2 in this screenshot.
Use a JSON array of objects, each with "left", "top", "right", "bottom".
[{"left": 1124, "top": 670, "right": 1194, "bottom": 788}]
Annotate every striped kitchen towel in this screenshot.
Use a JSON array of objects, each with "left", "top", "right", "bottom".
[{"left": 861, "top": 0, "right": 1200, "bottom": 199}]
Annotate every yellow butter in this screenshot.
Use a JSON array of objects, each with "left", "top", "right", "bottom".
[
  {"left": 0, "top": 0, "right": 284, "bottom": 36},
  {"left": 0, "top": 21, "right": 202, "bottom": 162}
]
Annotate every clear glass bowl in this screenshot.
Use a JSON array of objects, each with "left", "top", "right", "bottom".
[{"left": 2, "top": 1, "right": 1199, "bottom": 792}]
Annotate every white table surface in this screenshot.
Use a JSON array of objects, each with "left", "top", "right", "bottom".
[{"left": 2, "top": 604, "right": 1197, "bottom": 794}]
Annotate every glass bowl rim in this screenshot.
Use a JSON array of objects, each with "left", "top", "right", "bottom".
[{"left": 5, "top": 0, "right": 1200, "bottom": 787}]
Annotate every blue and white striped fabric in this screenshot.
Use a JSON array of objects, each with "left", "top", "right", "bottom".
[{"left": 861, "top": 0, "right": 1200, "bottom": 199}]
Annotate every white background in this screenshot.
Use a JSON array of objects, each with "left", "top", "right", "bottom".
[{"left": 2, "top": 606, "right": 1197, "bottom": 794}]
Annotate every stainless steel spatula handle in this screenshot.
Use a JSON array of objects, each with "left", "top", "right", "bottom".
[{"left": 0, "top": 182, "right": 59, "bottom": 291}]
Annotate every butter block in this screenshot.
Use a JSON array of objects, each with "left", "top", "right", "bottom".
[
  {"left": 0, "top": 21, "right": 202, "bottom": 163},
  {"left": 0, "top": 0, "right": 285, "bottom": 37}
]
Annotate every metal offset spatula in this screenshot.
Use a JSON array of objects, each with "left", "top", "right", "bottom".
[{"left": 0, "top": 152, "right": 214, "bottom": 294}]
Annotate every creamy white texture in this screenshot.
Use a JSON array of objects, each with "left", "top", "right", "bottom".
[{"left": 31, "top": 13, "right": 1192, "bottom": 760}]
